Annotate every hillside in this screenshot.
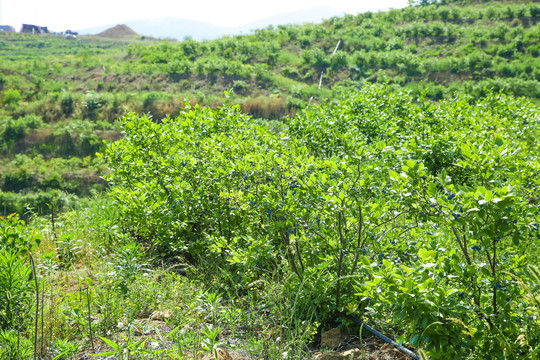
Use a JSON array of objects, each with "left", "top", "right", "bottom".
[
  {"left": 0, "top": 0, "right": 539, "bottom": 215},
  {"left": 0, "top": 1, "right": 539, "bottom": 359}
]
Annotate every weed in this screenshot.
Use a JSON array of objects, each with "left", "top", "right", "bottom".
[
  {"left": 56, "top": 234, "right": 83, "bottom": 269},
  {"left": 200, "top": 324, "right": 223, "bottom": 360},
  {"left": 0, "top": 250, "right": 33, "bottom": 330},
  {"left": 0, "top": 329, "right": 33, "bottom": 360},
  {"left": 50, "top": 338, "right": 80, "bottom": 360},
  {"left": 93, "top": 333, "right": 148, "bottom": 359},
  {"left": 110, "top": 242, "right": 151, "bottom": 294}
]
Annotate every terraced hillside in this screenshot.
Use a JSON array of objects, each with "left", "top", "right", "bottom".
[{"left": 0, "top": 0, "right": 538, "bottom": 215}]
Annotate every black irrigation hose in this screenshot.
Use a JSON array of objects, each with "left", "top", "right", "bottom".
[{"left": 350, "top": 317, "right": 420, "bottom": 360}]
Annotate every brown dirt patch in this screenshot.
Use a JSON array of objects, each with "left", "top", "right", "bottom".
[
  {"left": 97, "top": 24, "right": 137, "bottom": 39},
  {"left": 331, "top": 335, "right": 410, "bottom": 360}
]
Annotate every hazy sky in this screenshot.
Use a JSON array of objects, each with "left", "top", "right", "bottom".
[{"left": 1, "top": 0, "right": 408, "bottom": 31}]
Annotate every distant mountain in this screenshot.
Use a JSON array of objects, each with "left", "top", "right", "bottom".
[
  {"left": 78, "top": 6, "right": 344, "bottom": 40},
  {"left": 236, "top": 6, "right": 344, "bottom": 33},
  {"left": 88, "top": 18, "right": 231, "bottom": 40}
]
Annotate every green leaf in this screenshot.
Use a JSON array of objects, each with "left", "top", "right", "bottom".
[
  {"left": 98, "top": 336, "right": 120, "bottom": 350},
  {"left": 460, "top": 143, "right": 471, "bottom": 158},
  {"left": 92, "top": 352, "right": 117, "bottom": 357},
  {"left": 418, "top": 248, "right": 434, "bottom": 261},
  {"left": 419, "top": 349, "right": 430, "bottom": 360},
  {"left": 422, "top": 321, "right": 444, "bottom": 336}
]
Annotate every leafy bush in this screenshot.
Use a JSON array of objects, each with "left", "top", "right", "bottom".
[
  {"left": 0, "top": 329, "right": 33, "bottom": 359},
  {"left": 82, "top": 91, "right": 103, "bottom": 120},
  {"left": 0, "top": 214, "right": 41, "bottom": 254},
  {"left": 2, "top": 88, "right": 22, "bottom": 106},
  {"left": 104, "top": 85, "right": 540, "bottom": 358},
  {"left": 110, "top": 242, "right": 151, "bottom": 293},
  {"left": 1, "top": 167, "right": 34, "bottom": 192},
  {"left": 0, "top": 189, "right": 71, "bottom": 216},
  {"left": 0, "top": 249, "right": 34, "bottom": 330},
  {"left": 232, "top": 80, "right": 250, "bottom": 95},
  {"left": 61, "top": 92, "right": 75, "bottom": 116},
  {"left": 56, "top": 233, "right": 84, "bottom": 269},
  {"left": 0, "top": 114, "right": 43, "bottom": 144},
  {"left": 282, "top": 66, "right": 300, "bottom": 79}
]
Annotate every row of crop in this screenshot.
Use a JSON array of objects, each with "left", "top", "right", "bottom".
[
  {"left": 0, "top": 190, "right": 74, "bottom": 217},
  {"left": 1, "top": 84, "right": 309, "bottom": 123},
  {"left": 0, "top": 115, "right": 121, "bottom": 157},
  {"left": 0, "top": 154, "right": 107, "bottom": 195},
  {"left": 117, "top": 10, "right": 539, "bottom": 101},
  {"left": 125, "top": 24, "right": 538, "bottom": 71},
  {"left": 381, "top": 1, "right": 539, "bottom": 23},
  {"left": 4, "top": 58, "right": 537, "bottom": 121}
]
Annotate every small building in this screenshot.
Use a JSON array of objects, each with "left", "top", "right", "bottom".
[
  {"left": 20, "top": 24, "right": 49, "bottom": 34},
  {"left": 0, "top": 25, "right": 15, "bottom": 32},
  {"left": 64, "top": 29, "right": 78, "bottom": 40}
]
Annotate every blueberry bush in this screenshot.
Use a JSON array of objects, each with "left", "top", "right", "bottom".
[{"left": 104, "top": 84, "right": 540, "bottom": 358}]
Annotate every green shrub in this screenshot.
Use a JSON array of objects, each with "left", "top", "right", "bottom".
[
  {"left": 301, "top": 48, "right": 330, "bottom": 68},
  {"left": 1, "top": 168, "right": 34, "bottom": 192},
  {"left": 82, "top": 91, "right": 102, "bottom": 120},
  {"left": 110, "top": 242, "right": 151, "bottom": 294},
  {"left": 61, "top": 92, "right": 75, "bottom": 116},
  {"left": 0, "top": 213, "right": 41, "bottom": 255},
  {"left": 0, "top": 115, "right": 43, "bottom": 145},
  {"left": 0, "top": 190, "right": 70, "bottom": 216},
  {"left": 112, "top": 85, "right": 540, "bottom": 357},
  {"left": 282, "top": 66, "right": 300, "bottom": 79},
  {"left": 232, "top": 80, "right": 249, "bottom": 95},
  {"left": 0, "top": 248, "right": 34, "bottom": 330},
  {"left": 498, "top": 45, "right": 516, "bottom": 59},
  {"left": 0, "top": 329, "right": 33, "bottom": 359},
  {"left": 330, "top": 51, "right": 348, "bottom": 69},
  {"left": 2, "top": 88, "right": 22, "bottom": 106},
  {"left": 529, "top": 44, "right": 539, "bottom": 57}
]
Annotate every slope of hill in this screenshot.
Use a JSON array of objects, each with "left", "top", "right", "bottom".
[
  {"left": 0, "top": 3, "right": 539, "bottom": 358},
  {"left": 0, "top": 0, "right": 538, "bottom": 214}
]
